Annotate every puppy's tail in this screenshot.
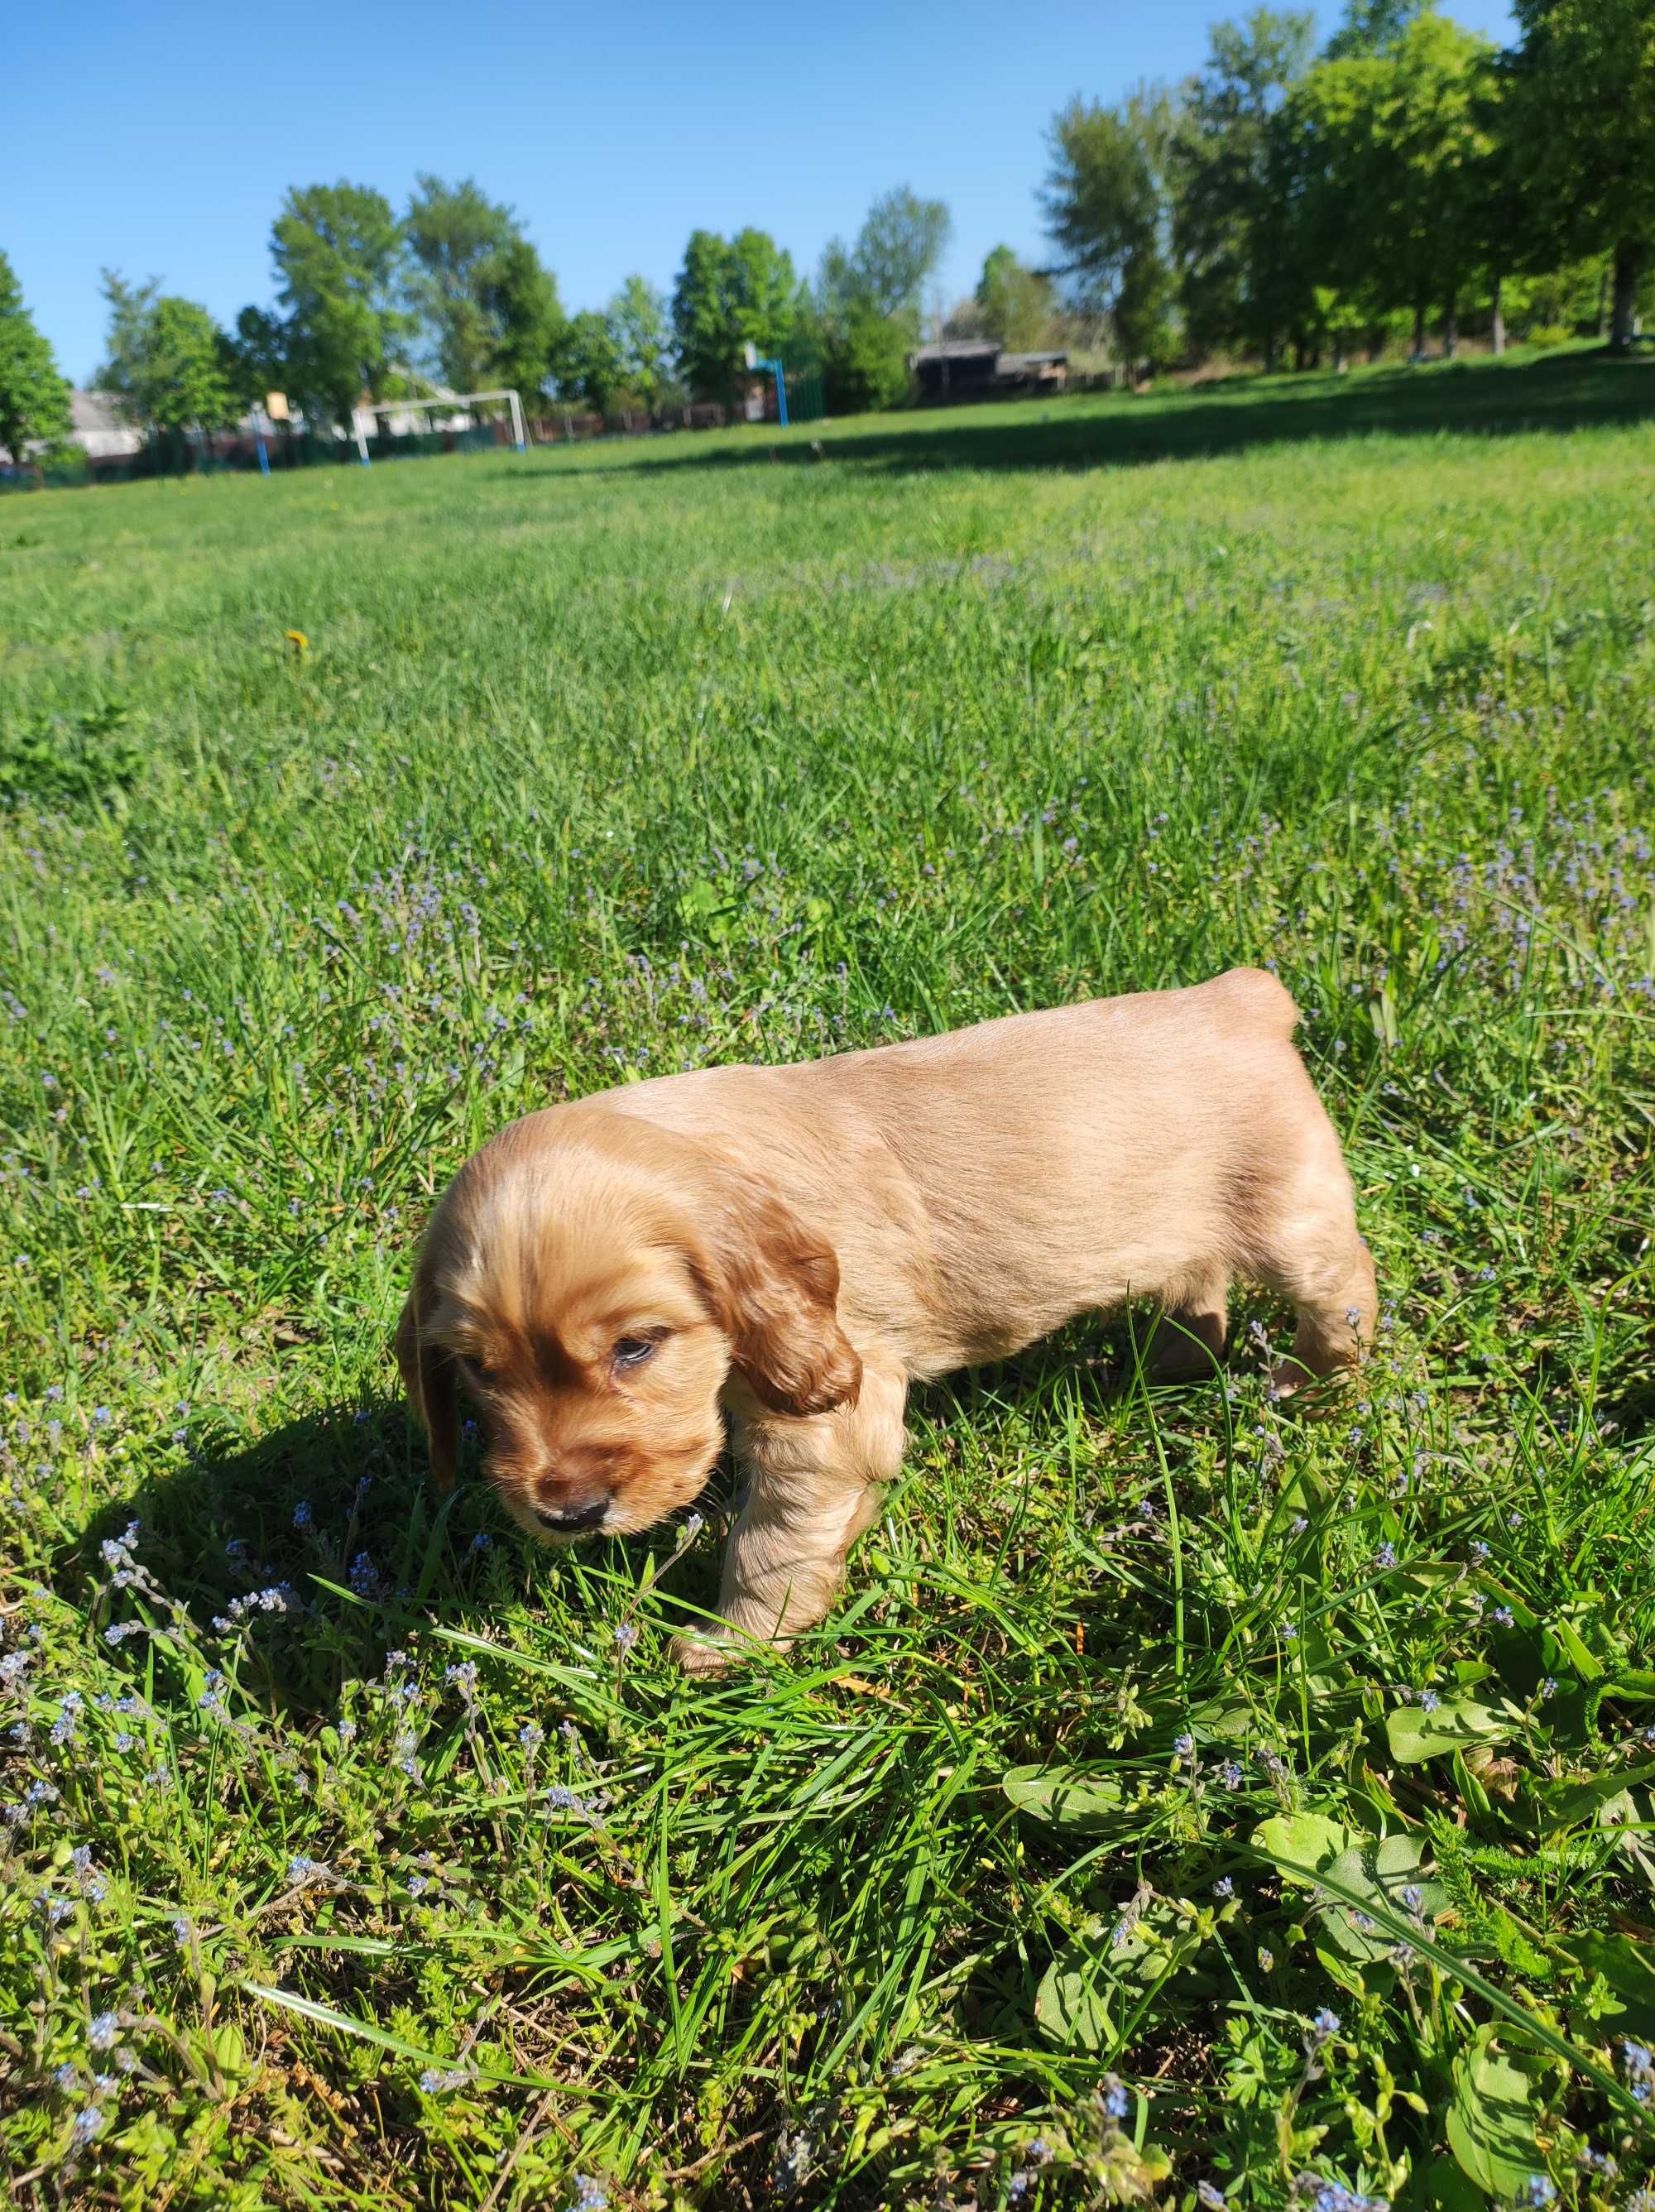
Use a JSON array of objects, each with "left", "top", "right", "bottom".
[{"left": 1207, "top": 965, "right": 1300, "bottom": 1040}]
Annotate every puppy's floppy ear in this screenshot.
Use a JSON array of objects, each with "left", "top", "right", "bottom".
[
  {"left": 696, "top": 1166, "right": 861, "bottom": 1418},
  {"left": 395, "top": 1253, "right": 459, "bottom": 1492}
]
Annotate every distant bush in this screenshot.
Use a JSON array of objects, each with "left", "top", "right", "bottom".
[{"left": 823, "top": 303, "right": 913, "bottom": 415}]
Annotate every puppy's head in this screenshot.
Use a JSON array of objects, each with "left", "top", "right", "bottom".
[{"left": 396, "top": 1109, "right": 861, "bottom": 1542}]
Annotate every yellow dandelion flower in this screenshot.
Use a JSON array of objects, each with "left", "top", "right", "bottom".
[{"left": 284, "top": 630, "right": 309, "bottom": 654}]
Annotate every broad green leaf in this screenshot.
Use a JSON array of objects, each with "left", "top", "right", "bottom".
[
  {"left": 1444, "top": 2034, "right": 1544, "bottom": 2196},
  {"left": 1002, "top": 1764, "right": 1133, "bottom": 1831},
  {"left": 1253, "top": 1809, "right": 1354, "bottom": 1878},
  {"left": 1035, "top": 1932, "right": 1118, "bottom": 2053},
  {"left": 1319, "top": 1835, "right": 1448, "bottom": 1962},
  {"left": 1386, "top": 1699, "right": 1512, "bottom": 1763}
]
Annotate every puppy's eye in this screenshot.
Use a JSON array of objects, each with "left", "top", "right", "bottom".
[
  {"left": 467, "top": 1360, "right": 500, "bottom": 1387},
  {"left": 612, "top": 1336, "right": 658, "bottom": 1370}
]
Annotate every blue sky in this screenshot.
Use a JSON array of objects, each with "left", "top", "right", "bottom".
[{"left": 12, "top": 0, "right": 1514, "bottom": 386}]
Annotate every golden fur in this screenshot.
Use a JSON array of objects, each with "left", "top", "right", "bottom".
[{"left": 397, "top": 968, "right": 1376, "bottom": 1666}]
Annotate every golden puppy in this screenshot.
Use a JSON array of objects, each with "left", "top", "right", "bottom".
[{"left": 397, "top": 969, "right": 1374, "bottom": 1667}]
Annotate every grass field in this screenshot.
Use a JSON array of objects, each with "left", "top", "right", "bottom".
[{"left": 3, "top": 350, "right": 1655, "bottom": 2211}]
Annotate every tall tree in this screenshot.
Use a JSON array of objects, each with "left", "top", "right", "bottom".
[
  {"left": 95, "top": 276, "right": 237, "bottom": 434},
  {"left": 555, "top": 309, "right": 625, "bottom": 410},
  {"left": 837, "top": 186, "right": 952, "bottom": 319},
  {"left": 671, "top": 228, "right": 798, "bottom": 396},
  {"left": 477, "top": 235, "right": 564, "bottom": 399},
  {"left": 1510, "top": 0, "right": 1655, "bottom": 349},
  {"left": 1323, "top": 0, "right": 1425, "bottom": 59},
  {"left": 1375, "top": 12, "right": 1494, "bottom": 354},
  {"left": 271, "top": 183, "right": 406, "bottom": 431},
  {"left": 0, "top": 252, "right": 71, "bottom": 467},
  {"left": 224, "top": 305, "right": 289, "bottom": 409},
  {"left": 1043, "top": 90, "right": 1178, "bottom": 371},
  {"left": 975, "top": 246, "right": 1056, "bottom": 348},
  {"left": 607, "top": 276, "right": 672, "bottom": 402},
  {"left": 1173, "top": 9, "right": 1316, "bottom": 363},
  {"left": 404, "top": 175, "right": 516, "bottom": 391}
]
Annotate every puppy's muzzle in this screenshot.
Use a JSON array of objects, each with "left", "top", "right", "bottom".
[{"left": 535, "top": 1498, "right": 609, "bottom": 1536}]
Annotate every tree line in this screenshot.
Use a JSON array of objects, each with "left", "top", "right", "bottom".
[
  {"left": 1, "top": 0, "right": 1651, "bottom": 463},
  {"left": 1043, "top": 0, "right": 1653, "bottom": 372}
]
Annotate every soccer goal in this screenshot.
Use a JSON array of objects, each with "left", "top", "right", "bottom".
[{"left": 356, "top": 387, "right": 528, "bottom": 459}]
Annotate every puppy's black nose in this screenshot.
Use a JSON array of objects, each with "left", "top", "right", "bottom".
[{"left": 535, "top": 1499, "right": 609, "bottom": 1535}]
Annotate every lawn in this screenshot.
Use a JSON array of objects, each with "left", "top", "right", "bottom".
[{"left": 2, "top": 350, "right": 1655, "bottom": 2212}]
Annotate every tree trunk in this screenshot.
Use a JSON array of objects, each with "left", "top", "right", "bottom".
[
  {"left": 1367, "top": 329, "right": 1385, "bottom": 362},
  {"left": 1490, "top": 271, "right": 1505, "bottom": 357},
  {"left": 1410, "top": 305, "right": 1426, "bottom": 359},
  {"left": 1263, "top": 331, "right": 1278, "bottom": 374},
  {"left": 1610, "top": 239, "right": 1644, "bottom": 352},
  {"left": 1333, "top": 336, "right": 1350, "bottom": 375},
  {"left": 1442, "top": 295, "right": 1458, "bottom": 359},
  {"left": 1597, "top": 265, "right": 1610, "bottom": 340}
]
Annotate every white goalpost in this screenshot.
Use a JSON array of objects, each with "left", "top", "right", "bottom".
[{"left": 356, "top": 387, "right": 528, "bottom": 458}]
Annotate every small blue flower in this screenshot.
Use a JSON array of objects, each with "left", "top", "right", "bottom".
[
  {"left": 1219, "top": 1761, "right": 1243, "bottom": 1790},
  {"left": 1213, "top": 1876, "right": 1234, "bottom": 1899},
  {"left": 1102, "top": 2080, "right": 1130, "bottom": 2119},
  {"left": 70, "top": 2104, "right": 106, "bottom": 2148},
  {"left": 1493, "top": 1605, "right": 1514, "bottom": 1627},
  {"left": 89, "top": 2012, "right": 119, "bottom": 2051},
  {"left": 1521, "top": 2179, "right": 1555, "bottom": 2209},
  {"left": 1419, "top": 1691, "right": 1440, "bottom": 1713},
  {"left": 292, "top": 1501, "right": 313, "bottom": 1529},
  {"left": 1310, "top": 2007, "right": 1340, "bottom": 2041},
  {"left": 1173, "top": 1732, "right": 1194, "bottom": 1758}
]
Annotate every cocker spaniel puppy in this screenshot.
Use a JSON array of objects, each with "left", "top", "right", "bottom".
[{"left": 397, "top": 968, "right": 1374, "bottom": 1667}]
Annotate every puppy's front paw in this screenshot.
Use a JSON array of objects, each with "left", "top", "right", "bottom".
[{"left": 670, "top": 1632, "right": 738, "bottom": 1676}]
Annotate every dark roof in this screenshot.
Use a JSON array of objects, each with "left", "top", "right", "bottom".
[
  {"left": 998, "top": 351, "right": 1068, "bottom": 369},
  {"left": 910, "top": 341, "right": 1000, "bottom": 364}
]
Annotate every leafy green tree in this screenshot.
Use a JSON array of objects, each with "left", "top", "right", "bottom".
[
  {"left": 826, "top": 187, "right": 952, "bottom": 320},
  {"left": 671, "top": 228, "right": 798, "bottom": 396},
  {"left": 96, "top": 273, "right": 161, "bottom": 421},
  {"left": 1323, "top": 0, "right": 1425, "bottom": 59},
  {"left": 146, "top": 299, "right": 237, "bottom": 430},
  {"left": 0, "top": 252, "right": 71, "bottom": 468},
  {"left": 671, "top": 231, "right": 732, "bottom": 396},
  {"left": 1172, "top": 9, "right": 1316, "bottom": 363},
  {"left": 1510, "top": 0, "right": 1655, "bottom": 349},
  {"left": 607, "top": 276, "right": 672, "bottom": 403},
  {"left": 1043, "top": 91, "right": 1178, "bottom": 371},
  {"left": 223, "top": 305, "right": 289, "bottom": 409},
  {"left": 1376, "top": 12, "right": 1494, "bottom": 353},
  {"left": 271, "top": 183, "right": 407, "bottom": 431},
  {"left": 95, "top": 276, "right": 237, "bottom": 434},
  {"left": 975, "top": 246, "right": 1056, "bottom": 349},
  {"left": 555, "top": 309, "right": 625, "bottom": 410},
  {"left": 477, "top": 235, "right": 565, "bottom": 399},
  {"left": 405, "top": 175, "right": 517, "bottom": 391},
  {"left": 821, "top": 298, "right": 913, "bottom": 412}
]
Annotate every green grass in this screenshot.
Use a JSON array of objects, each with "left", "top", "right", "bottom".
[{"left": 3, "top": 351, "right": 1655, "bottom": 2211}]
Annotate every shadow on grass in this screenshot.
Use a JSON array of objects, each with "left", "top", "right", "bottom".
[
  {"left": 77, "top": 1403, "right": 732, "bottom": 1716},
  {"left": 525, "top": 352, "right": 1655, "bottom": 486}
]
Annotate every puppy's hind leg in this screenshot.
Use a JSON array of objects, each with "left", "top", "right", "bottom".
[
  {"left": 1251, "top": 1150, "right": 1377, "bottom": 1400},
  {"left": 1147, "top": 1263, "right": 1230, "bottom": 1383},
  {"left": 674, "top": 1360, "right": 908, "bottom": 1673}
]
